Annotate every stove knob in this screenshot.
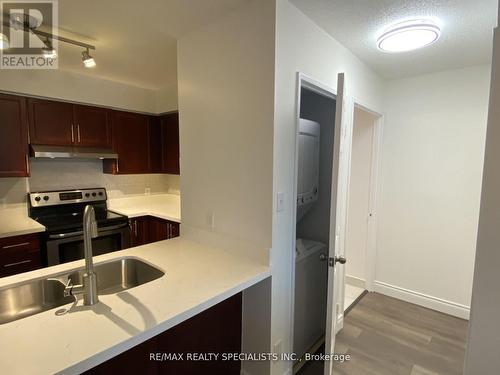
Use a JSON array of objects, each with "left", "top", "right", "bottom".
[
  {"left": 34, "top": 196, "right": 41, "bottom": 202},
  {"left": 85, "top": 193, "right": 90, "bottom": 198},
  {"left": 92, "top": 192, "right": 97, "bottom": 197},
  {"left": 43, "top": 196, "right": 49, "bottom": 201},
  {"left": 98, "top": 192, "right": 103, "bottom": 196}
]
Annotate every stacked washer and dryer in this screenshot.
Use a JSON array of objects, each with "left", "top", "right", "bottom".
[{"left": 293, "top": 119, "right": 329, "bottom": 360}]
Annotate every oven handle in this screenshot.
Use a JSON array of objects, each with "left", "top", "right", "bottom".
[{"left": 48, "top": 223, "right": 129, "bottom": 239}]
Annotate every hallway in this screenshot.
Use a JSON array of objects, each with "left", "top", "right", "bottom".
[{"left": 298, "top": 293, "right": 468, "bottom": 375}]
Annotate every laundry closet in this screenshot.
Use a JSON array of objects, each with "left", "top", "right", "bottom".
[{"left": 293, "top": 87, "right": 336, "bottom": 364}]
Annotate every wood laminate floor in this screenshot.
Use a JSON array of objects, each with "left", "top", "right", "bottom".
[{"left": 298, "top": 292, "right": 468, "bottom": 375}]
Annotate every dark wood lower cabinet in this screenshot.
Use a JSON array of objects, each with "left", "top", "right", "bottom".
[
  {"left": 0, "top": 234, "right": 42, "bottom": 277},
  {"left": 129, "top": 216, "right": 180, "bottom": 247},
  {"left": 85, "top": 293, "right": 242, "bottom": 375}
]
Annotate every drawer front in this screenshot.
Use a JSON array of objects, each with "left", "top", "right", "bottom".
[
  {"left": 0, "top": 248, "right": 41, "bottom": 277},
  {"left": 0, "top": 233, "right": 39, "bottom": 251},
  {"left": 0, "top": 234, "right": 41, "bottom": 277}
]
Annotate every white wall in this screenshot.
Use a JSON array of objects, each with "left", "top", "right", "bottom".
[
  {"left": 177, "top": 3, "right": 275, "bottom": 374},
  {"left": 465, "top": 29, "right": 499, "bottom": 374},
  {"left": 156, "top": 82, "right": 179, "bottom": 113},
  {"left": 177, "top": 0, "right": 275, "bottom": 262},
  {"left": 345, "top": 107, "right": 376, "bottom": 284},
  {"left": 0, "top": 69, "right": 160, "bottom": 113},
  {"left": 273, "top": 1, "right": 384, "bottom": 373},
  {"left": 376, "top": 65, "right": 491, "bottom": 318}
]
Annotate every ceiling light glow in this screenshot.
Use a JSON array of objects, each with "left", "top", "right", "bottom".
[
  {"left": 377, "top": 19, "right": 441, "bottom": 53},
  {"left": 0, "top": 33, "right": 9, "bottom": 50}
]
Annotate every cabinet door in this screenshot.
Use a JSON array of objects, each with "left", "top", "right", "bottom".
[
  {"left": 0, "top": 234, "right": 41, "bottom": 277},
  {"left": 28, "top": 98, "right": 74, "bottom": 145},
  {"left": 108, "top": 111, "right": 150, "bottom": 174},
  {"left": 148, "top": 217, "right": 169, "bottom": 242},
  {"left": 73, "top": 105, "right": 111, "bottom": 148},
  {"left": 148, "top": 218, "right": 180, "bottom": 242},
  {"left": 161, "top": 113, "right": 180, "bottom": 174},
  {"left": 130, "top": 217, "right": 149, "bottom": 247},
  {"left": 0, "top": 94, "right": 29, "bottom": 177},
  {"left": 149, "top": 116, "right": 163, "bottom": 173}
]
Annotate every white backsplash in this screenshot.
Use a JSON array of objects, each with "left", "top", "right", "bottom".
[{"left": 0, "top": 159, "right": 180, "bottom": 206}]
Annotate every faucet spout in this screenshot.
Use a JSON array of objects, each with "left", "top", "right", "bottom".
[{"left": 81, "top": 205, "right": 99, "bottom": 305}]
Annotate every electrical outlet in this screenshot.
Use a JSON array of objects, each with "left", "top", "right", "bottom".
[{"left": 145, "top": 188, "right": 151, "bottom": 195}]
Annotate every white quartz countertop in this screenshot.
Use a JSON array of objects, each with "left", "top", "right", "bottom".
[
  {"left": 0, "top": 207, "right": 46, "bottom": 239},
  {"left": 0, "top": 237, "right": 270, "bottom": 375},
  {"left": 108, "top": 194, "right": 181, "bottom": 223}
]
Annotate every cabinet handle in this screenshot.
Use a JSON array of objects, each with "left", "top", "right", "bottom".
[
  {"left": 134, "top": 220, "right": 138, "bottom": 237},
  {"left": 4, "top": 259, "right": 32, "bottom": 268},
  {"left": 116, "top": 160, "right": 120, "bottom": 173},
  {"left": 2, "top": 242, "right": 30, "bottom": 250},
  {"left": 71, "top": 124, "right": 75, "bottom": 143},
  {"left": 77, "top": 125, "right": 81, "bottom": 143},
  {"left": 25, "top": 154, "right": 30, "bottom": 175}
]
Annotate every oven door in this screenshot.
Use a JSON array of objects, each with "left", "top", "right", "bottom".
[{"left": 45, "top": 224, "right": 131, "bottom": 266}]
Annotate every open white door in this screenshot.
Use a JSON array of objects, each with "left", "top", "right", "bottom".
[{"left": 324, "top": 73, "right": 353, "bottom": 375}]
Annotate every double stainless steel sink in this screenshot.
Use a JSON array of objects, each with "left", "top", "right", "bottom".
[{"left": 0, "top": 257, "right": 164, "bottom": 325}]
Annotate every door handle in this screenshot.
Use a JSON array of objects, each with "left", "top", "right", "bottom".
[{"left": 322, "top": 255, "right": 347, "bottom": 267}]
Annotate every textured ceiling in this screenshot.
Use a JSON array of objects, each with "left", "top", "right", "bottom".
[
  {"left": 51, "top": 0, "right": 250, "bottom": 89},
  {"left": 290, "top": 0, "right": 498, "bottom": 80}
]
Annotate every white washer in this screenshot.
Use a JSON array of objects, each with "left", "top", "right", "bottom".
[{"left": 293, "top": 238, "right": 328, "bottom": 359}]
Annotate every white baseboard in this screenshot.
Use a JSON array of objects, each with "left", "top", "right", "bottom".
[
  {"left": 373, "top": 280, "right": 470, "bottom": 320},
  {"left": 345, "top": 275, "right": 366, "bottom": 289}
]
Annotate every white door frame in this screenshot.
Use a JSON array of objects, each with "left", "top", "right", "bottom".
[
  {"left": 346, "top": 101, "right": 383, "bottom": 293},
  {"left": 289, "top": 72, "right": 337, "bottom": 366}
]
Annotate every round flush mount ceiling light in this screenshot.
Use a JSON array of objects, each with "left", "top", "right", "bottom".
[{"left": 377, "top": 19, "right": 441, "bottom": 53}]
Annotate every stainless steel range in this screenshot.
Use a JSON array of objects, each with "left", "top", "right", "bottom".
[{"left": 28, "top": 188, "right": 130, "bottom": 266}]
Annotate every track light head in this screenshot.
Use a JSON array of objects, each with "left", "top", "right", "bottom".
[
  {"left": 0, "top": 33, "right": 9, "bottom": 50},
  {"left": 82, "top": 49, "right": 96, "bottom": 68},
  {"left": 42, "top": 38, "right": 57, "bottom": 59}
]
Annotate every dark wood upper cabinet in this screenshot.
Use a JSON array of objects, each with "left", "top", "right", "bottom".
[
  {"left": 0, "top": 94, "right": 29, "bottom": 177},
  {"left": 73, "top": 105, "right": 111, "bottom": 148},
  {"left": 161, "top": 113, "right": 180, "bottom": 175},
  {"left": 149, "top": 116, "right": 163, "bottom": 173},
  {"left": 104, "top": 111, "right": 151, "bottom": 174},
  {"left": 0, "top": 95, "right": 180, "bottom": 177},
  {"left": 149, "top": 112, "right": 180, "bottom": 175},
  {"left": 28, "top": 98, "right": 74, "bottom": 146}
]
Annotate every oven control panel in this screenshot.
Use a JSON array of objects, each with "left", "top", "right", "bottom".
[{"left": 29, "top": 188, "right": 107, "bottom": 207}]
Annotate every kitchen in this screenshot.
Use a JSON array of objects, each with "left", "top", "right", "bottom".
[{"left": 0, "top": 1, "right": 272, "bottom": 374}]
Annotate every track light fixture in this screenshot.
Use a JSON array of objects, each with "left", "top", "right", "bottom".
[
  {"left": 2, "top": 17, "right": 96, "bottom": 67},
  {"left": 82, "top": 48, "right": 96, "bottom": 68}
]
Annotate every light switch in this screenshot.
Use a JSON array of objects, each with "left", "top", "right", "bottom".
[{"left": 276, "top": 192, "right": 285, "bottom": 212}]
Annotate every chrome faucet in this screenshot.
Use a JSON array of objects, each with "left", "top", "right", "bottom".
[{"left": 64, "top": 205, "right": 99, "bottom": 305}]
